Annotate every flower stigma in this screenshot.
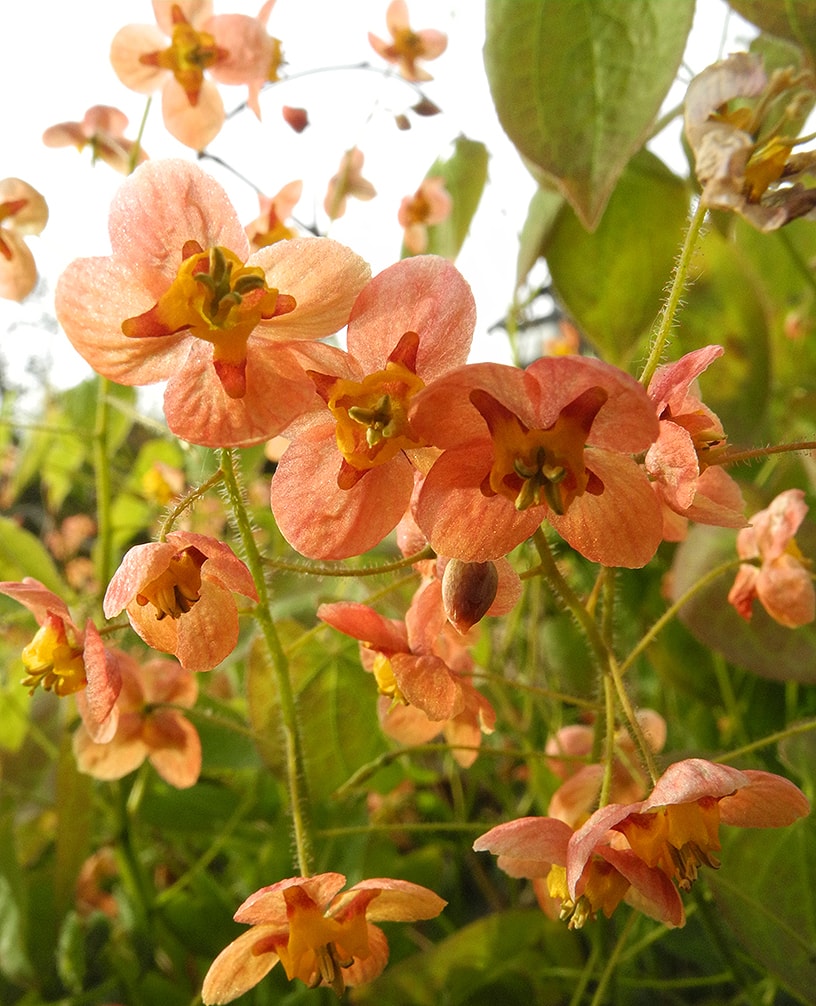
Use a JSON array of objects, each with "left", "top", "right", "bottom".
[
  {"left": 139, "top": 4, "right": 227, "bottom": 105},
  {"left": 136, "top": 546, "right": 207, "bottom": 621}
]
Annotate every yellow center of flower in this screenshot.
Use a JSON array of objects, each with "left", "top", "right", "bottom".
[
  {"left": 471, "top": 386, "right": 608, "bottom": 515},
  {"left": 136, "top": 546, "right": 206, "bottom": 621},
  {"left": 122, "top": 243, "right": 296, "bottom": 398},
  {"left": 615, "top": 798, "right": 722, "bottom": 891},
  {"left": 274, "top": 886, "right": 372, "bottom": 995},
  {"left": 21, "top": 615, "right": 87, "bottom": 696},
  {"left": 139, "top": 4, "right": 226, "bottom": 105},
  {"left": 371, "top": 651, "right": 407, "bottom": 706},
  {"left": 547, "top": 860, "right": 629, "bottom": 930}
]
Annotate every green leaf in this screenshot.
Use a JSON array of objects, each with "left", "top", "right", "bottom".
[
  {"left": 0, "top": 516, "right": 66, "bottom": 593},
  {"left": 706, "top": 818, "right": 816, "bottom": 1005},
  {"left": 516, "top": 186, "right": 564, "bottom": 288},
  {"left": 671, "top": 524, "right": 816, "bottom": 683},
  {"left": 405, "top": 136, "right": 489, "bottom": 261},
  {"left": 484, "top": 0, "right": 694, "bottom": 228},
  {"left": 54, "top": 735, "right": 93, "bottom": 920},
  {"left": 544, "top": 151, "right": 689, "bottom": 365},
  {"left": 728, "top": 0, "right": 816, "bottom": 62}
]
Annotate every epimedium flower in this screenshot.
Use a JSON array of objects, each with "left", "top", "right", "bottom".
[
  {"left": 728, "top": 488, "right": 815, "bottom": 628},
  {"left": 206, "top": 1, "right": 284, "bottom": 120},
  {"left": 410, "top": 355, "right": 663, "bottom": 566},
  {"left": 685, "top": 52, "right": 816, "bottom": 231},
  {"left": 368, "top": 0, "right": 448, "bottom": 82},
  {"left": 646, "top": 345, "right": 745, "bottom": 540},
  {"left": 324, "top": 147, "right": 376, "bottom": 221},
  {"left": 42, "top": 105, "right": 148, "bottom": 174},
  {"left": 201, "top": 872, "right": 446, "bottom": 1003},
  {"left": 0, "top": 578, "right": 121, "bottom": 742},
  {"left": 110, "top": 0, "right": 229, "bottom": 149},
  {"left": 474, "top": 813, "right": 685, "bottom": 930},
  {"left": 55, "top": 159, "right": 370, "bottom": 447},
  {"left": 399, "top": 176, "right": 452, "bottom": 255},
  {"left": 103, "top": 531, "right": 258, "bottom": 672},
  {"left": 73, "top": 651, "right": 201, "bottom": 788},
  {"left": 245, "top": 179, "right": 303, "bottom": 251},
  {"left": 569, "top": 758, "right": 810, "bottom": 897},
  {"left": 270, "top": 255, "right": 475, "bottom": 559},
  {"left": 0, "top": 177, "right": 48, "bottom": 302}
]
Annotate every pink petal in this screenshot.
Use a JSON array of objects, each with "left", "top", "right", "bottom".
[
  {"left": 103, "top": 540, "right": 180, "bottom": 616},
  {"left": 599, "top": 847, "right": 685, "bottom": 927},
  {"left": 73, "top": 716, "right": 148, "bottom": 781},
  {"left": 0, "top": 232, "right": 37, "bottom": 301},
  {"left": 391, "top": 653, "right": 461, "bottom": 720},
  {"left": 718, "top": 769, "right": 810, "bottom": 827},
  {"left": 474, "top": 816, "right": 573, "bottom": 874},
  {"left": 161, "top": 77, "right": 225, "bottom": 150},
  {"left": 346, "top": 257, "right": 475, "bottom": 379},
  {"left": 152, "top": 0, "right": 214, "bottom": 34},
  {"left": 81, "top": 622, "right": 122, "bottom": 740},
  {"left": 172, "top": 581, "right": 240, "bottom": 671},
  {"left": 647, "top": 345, "right": 724, "bottom": 416},
  {"left": 645, "top": 422, "right": 700, "bottom": 510},
  {"left": 0, "top": 578, "right": 73, "bottom": 627},
  {"left": 318, "top": 602, "right": 409, "bottom": 653},
  {"left": 110, "top": 24, "right": 169, "bottom": 93},
  {"left": 642, "top": 759, "right": 749, "bottom": 809},
  {"left": 235, "top": 873, "right": 347, "bottom": 924},
  {"left": 148, "top": 710, "right": 202, "bottom": 788},
  {"left": 682, "top": 465, "right": 746, "bottom": 528},
  {"left": 567, "top": 802, "right": 640, "bottom": 895},
  {"left": 340, "top": 878, "right": 447, "bottom": 922},
  {"left": 340, "top": 923, "right": 389, "bottom": 986},
  {"left": 757, "top": 554, "right": 816, "bottom": 627},
  {"left": 201, "top": 924, "right": 281, "bottom": 1005},
  {"left": 379, "top": 698, "right": 443, "bottom": 745}
]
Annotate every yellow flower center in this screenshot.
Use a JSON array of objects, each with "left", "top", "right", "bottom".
[
  {"left": 21, "top": 614, "right": 87, "bottom": 697},
  {"left": 136, "top": 546, "right": 206, "bottom": 621},
  {"left": 371, "top": 651, "right": 407, "bottom": 706},
  {"left": 471, "top": 386, "right": 608, "bottom": 515},
  {"left": 122, "top": 242, "right": 296, "bottom": 398},
  {"left": 615, "top": 798, "right": 722, "bottom": 891},
  {"left": 139, "top": 4, "right": 226, "bottom": 105},
  {"left": 547, "top": 860, "right": 629, "bottom": 930}
]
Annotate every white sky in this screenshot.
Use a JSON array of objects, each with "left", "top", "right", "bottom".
[{"left": 0, "top": 0, "right": 756, "bottom": 403}]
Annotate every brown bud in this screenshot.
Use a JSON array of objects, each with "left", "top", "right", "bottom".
[
  {"left": 282, "top": 105, "right": 309, "bottom": 132},
  {"left": 412, "top": 97, "right": 442, "bottom": 117},
  {"left": 442, "top": 559, "right": 499, "bottom": 634},
  {"left": 395, "top": 113, "right": 411, "bottom": 131}
]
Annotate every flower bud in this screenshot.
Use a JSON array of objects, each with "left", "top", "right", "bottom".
[{"left": 441, "top": 559, "right": 498, "bottom": 634}]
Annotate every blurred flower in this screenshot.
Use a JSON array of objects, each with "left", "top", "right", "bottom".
[
  {"left": 572, "top": 758, "right": 810, "bottom": 895},
  {"left": 411, "top": 356, "right": 662, "bottom": 566},
  {"left": 207, "top": 0, "right": 283, "bottom": 119},
  {"left": 685, "top": 52, "right": 816, "bottom": 230},
  {"left": 103, "top": 530, "right": 258, "bottom": 672},
  {"left": 42, "top": 105, "right": 148, "bottom": 174},
  {"left": 474, "top": 813, "right": 685, "bottom": 930},
  {"left": 282, "top": 105, "right": 309, "bottom": 132},
  {"left": 646, "top": 345, "right": 745, "bottom": 540},
  {"left": 110, "top": 0, "right": 228, "bottom": 148},
  {"left": 245, "top": 180, "right": 303, "bottom": 251},
  {"left": 75, "top": 848, "right": 119, "bottom": 918},
  {"left": 368, "top": 0, "right": 447, "bottom": 82},
  {"left": 0, "top": 578, "right": 120, "bottom": 742},
  {"left": 270, "top": 256, "right": 474, "bottom": 558},
  {"left": 546, "top": 710, "right": 666, "bottom": 828},
  {"left": 73, "top": 651, "right": 201, "bottom": 788},
  {"left": 56, "top": 159, "right": 370, "bottom": 447},
  {"left": 201, "top": 872, "right": 446, "bottom": 1003},
  {"left": 399, "top": 176, "right": 452, "bottom": 254},
  {"left": 728, "top": 488, "right": 815, "bottom": 628},
  {"left": 324, "top": 147, "right": 376, "bottom": 220},
  {"left": 0, "top": 177, "right": 47, "bottom": 301}
]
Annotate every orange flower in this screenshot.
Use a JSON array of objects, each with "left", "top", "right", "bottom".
[
  {"left": 0, "top": 578, "right": 120, "bottom": 742},
  {"left": 201, "top": 872, "right": 446, "bottom": 1003},
  {"left": 728, "top": 488, "right": 815, "bottom": 628},
  {"left": 42, "top": 105, "right": 148, "bottom": 174},
  {"left": 0, "top": 178, "right": 47, "bottom": 302},
  {"left": 73, "top": 651, "right": 201, "bottom": 788},
  {"left": 103, "top": 531, "right": 258, "bottom": 672},
  {"left": 324, "top": 147, "right": 376, "bottom": 221},
  {"left": 398, "top": 176, "right": 451, "bottom": 254},
  {"left": 245, "top": 179, "right": 303, "bottom": 251},
  {"left": 55, "top": 160, "right": 370, "bottom": 447},
  {"left": 368, "top": 0, "right": 448, "bottom": 82}
]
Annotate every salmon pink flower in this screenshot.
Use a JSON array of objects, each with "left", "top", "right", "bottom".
[
  {"left": 245, "top": 179, "right": 302, "bottom": 251},
  {"left": 728, "top": 488, "right": 815, "bottom": 627},
  {"left": 270, "top": 256, "right": 475, "bottom": 558},
  {"left": 570, "top": 758, "right": 810, "bottom": 897},
  {"left": 318, "top": 575, "right": 494, "bottom": 747},
  {"left": 55, "top": 159, "right": 370, "bottom": 447},
  {"left": 324, "top": 147, "right": 376, "bottom": 221},
  {"left": 206, "top": 1, "right": 283, "bottom": 119},
  {"left": 474, "top": 813, "right": 685, "bottom": 930},
  {"left": 0, "top": 178, "right": 48, "bottom": 302},
  {"left": 103, "top": 531, "right": 258, "bottom": 672},
  {"left": 201, "top": 872, "right": 446, "bottom": 1003},
  {"left": 42, "top": 105, "right": 148, "bottom": 174},
  {"left": 399, "top": 177, "right": 452, "bottom": 254},
  {"left": 646, "top": 345, "right": 745, "bottom": 540},
  {"left": 0, "top": 578, "right": 120, "bottom": 742},
  {"left": 411, "top": 356, "right": 663, "bottom": 566},
  {"left": 110, "top": 1, "right": 228, "bottom": 148},
  {"left": 73, "top": 652, "right": 201, "bottom": 788},
  {"left": 368, "top": 0, "right": 448, "bottom": 82}
]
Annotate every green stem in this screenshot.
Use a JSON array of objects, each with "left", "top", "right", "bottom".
[
  {"left": 158, "top": 468, "right": 225, "bottom": 539},
  {"left": 128, "top": 96, "right": 151, "bottom": 175},
  {"left": 639, "top": 197, "right": 708, "bottom": 388},
  {"left": 219, "top": 448, "right": 315, "bottom": 876},
  {"left": 587, "top": 909, "right": 638, "bottom": 1006},
  {"left": 609, "top": 653, "right": 659, "bottom": 785},
  {"left": 93, "top": 376, "right": 113, "bottom": 592},
  {"left": 264, "top": 545, "right": 433, "bottom": 578}
]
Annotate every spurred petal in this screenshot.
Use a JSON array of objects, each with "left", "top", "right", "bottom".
[
  {"left": 718, "top": 769, "right": 810, "bottom": 827},
  {"left": 338, "top": 877, "right": 447, "bottom": 922},
  {"left": 318, "top": 602, "right": 409, "bottom": 653},
  {"left": 201, "top": 923, "right": 282, "bottom": 1005},
  {"left": 473, "top": 816, "right": 573, "bottom": 872}
]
